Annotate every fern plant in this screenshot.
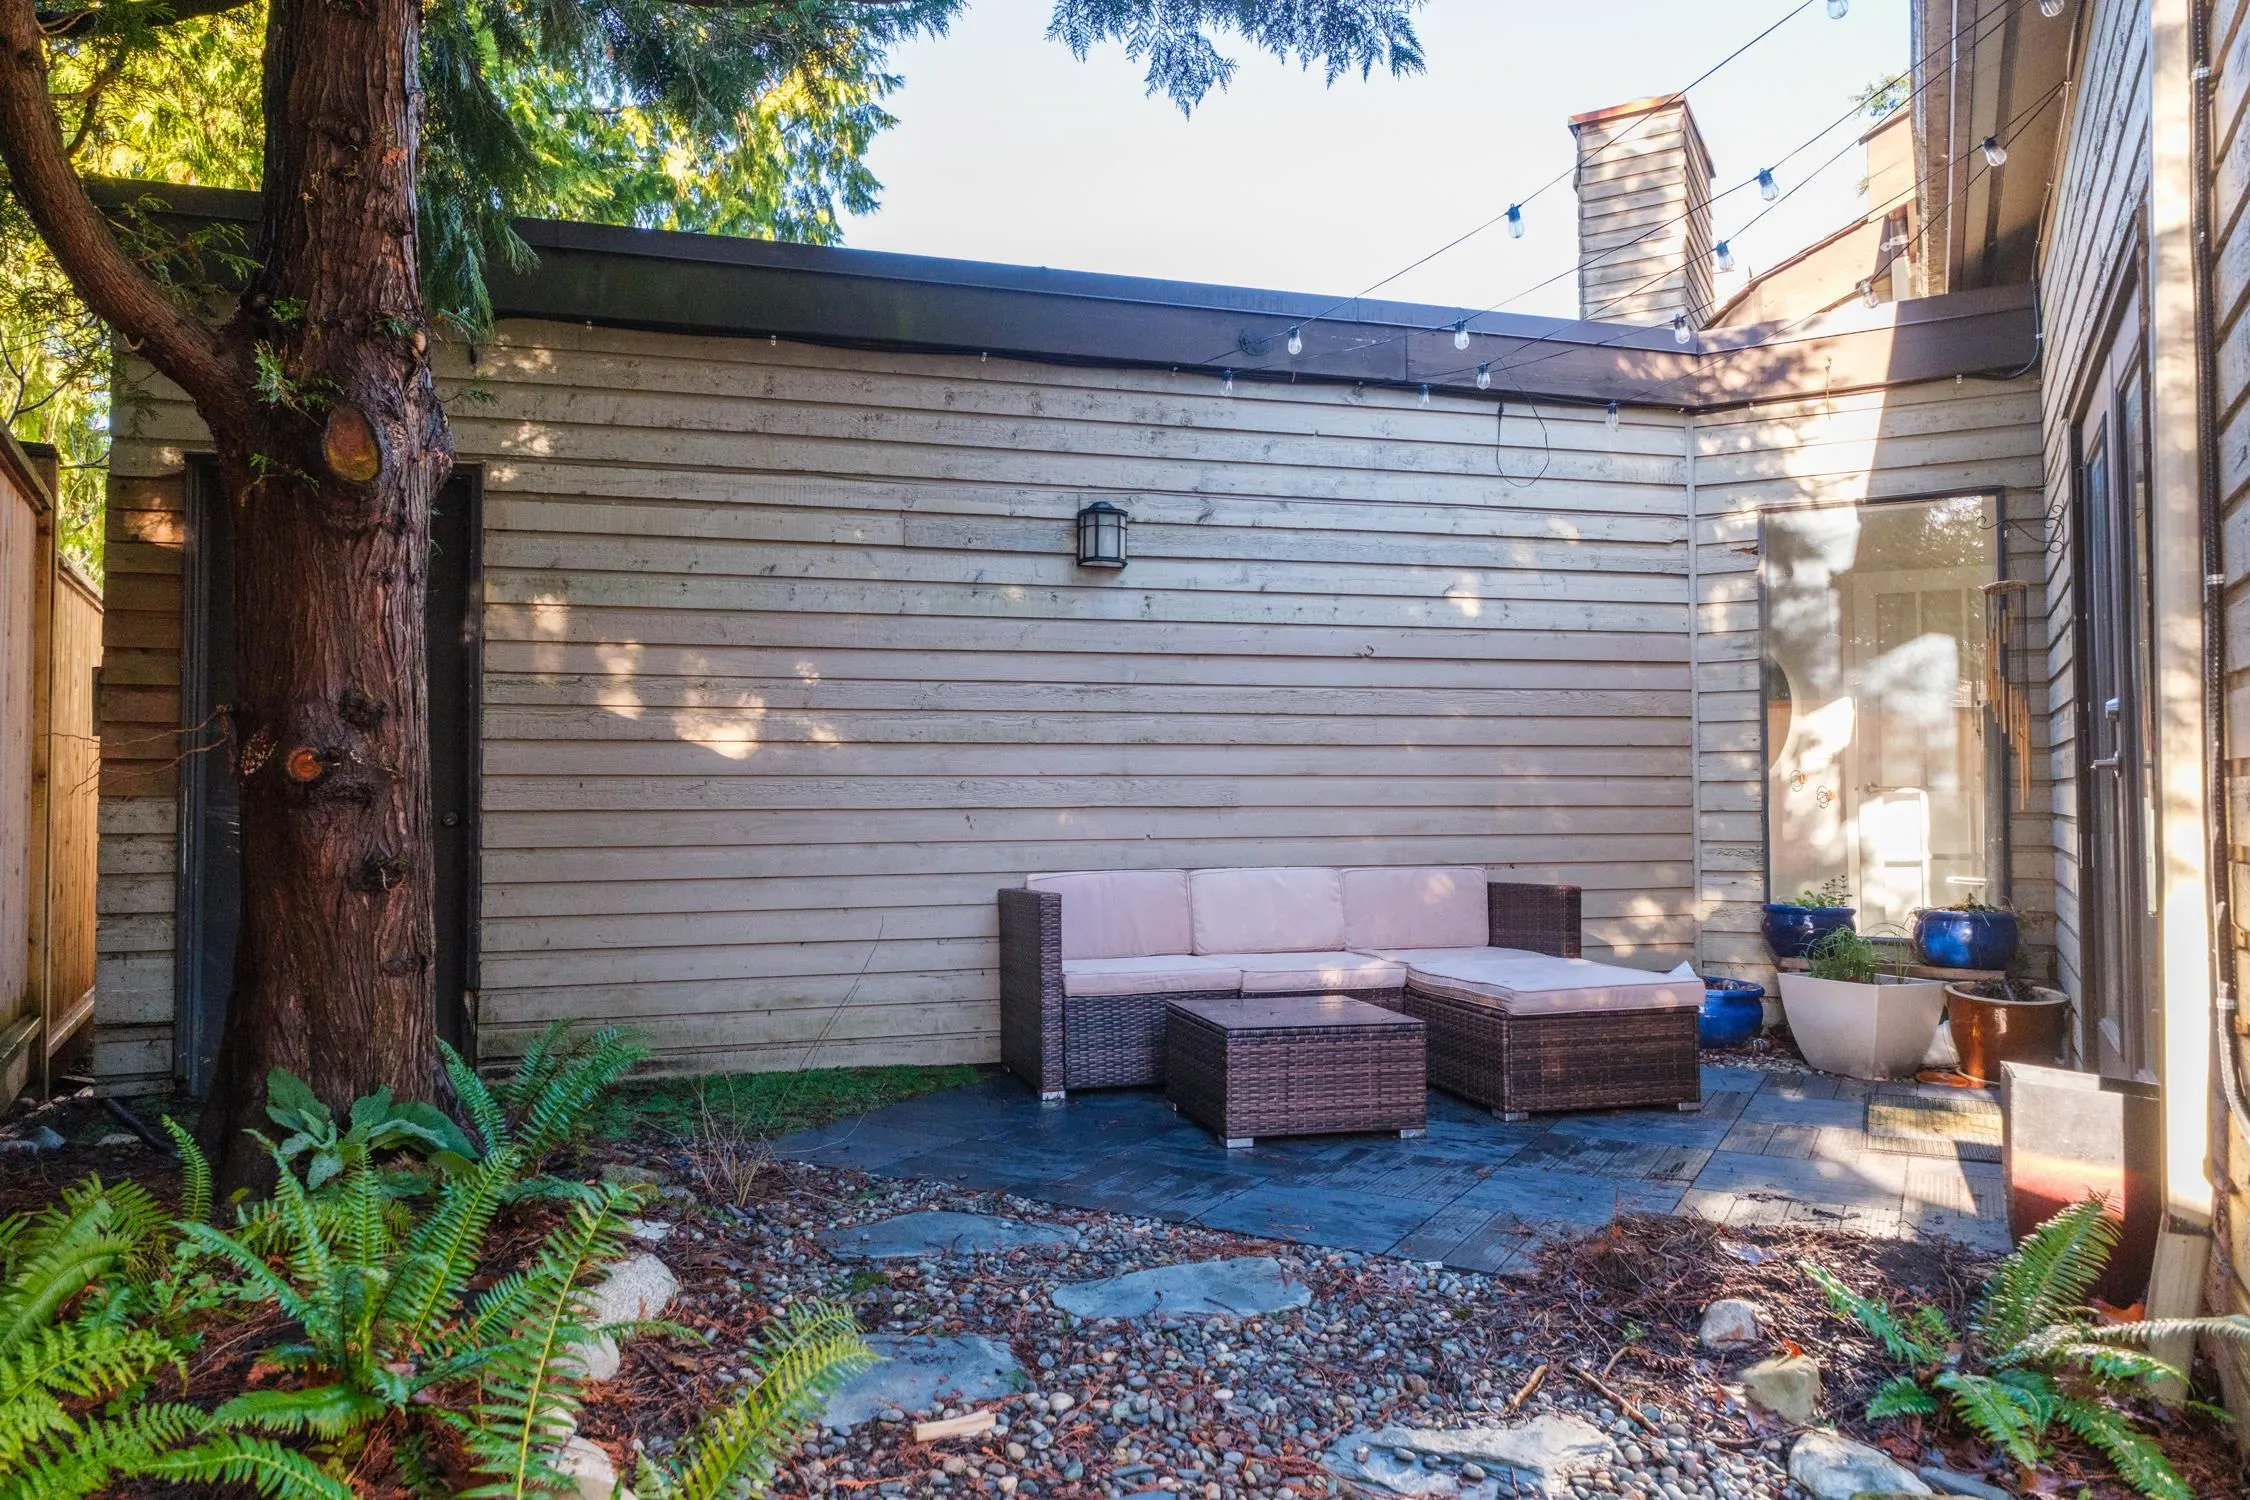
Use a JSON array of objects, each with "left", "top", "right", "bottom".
[
  {"left": 634, "top": 1301, "right": 872, "bottom": 1500},
  {"left": 446, "top": 1023, "right": 650, "bottom": 1194},
  {"left": 1804, "top": 1197, "right": 2250, "bottom": 1499},
  {"left": 0, "top": 1153, "right": 344, "bottom": 1500}
]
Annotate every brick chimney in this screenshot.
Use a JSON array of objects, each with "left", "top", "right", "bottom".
[{"left": 1570, "top": 95, "right": 1716, "bottom": 327}]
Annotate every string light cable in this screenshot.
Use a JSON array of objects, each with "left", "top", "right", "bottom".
[{"left": 1280, "top": 0, "right": 2052, "bottom": 388}]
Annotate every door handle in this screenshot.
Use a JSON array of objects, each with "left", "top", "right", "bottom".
[{"left": 2091, "top": 756, "right": 2122, "bottom": 770}]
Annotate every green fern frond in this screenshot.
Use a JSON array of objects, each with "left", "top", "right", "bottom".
[
  {"left": 2081, "top": 1313, "right": 2250, "bottom": 1347},
  {"left": 2052, "top": 1393, "right": 2192, "bottom": 1500},
  {"left": 0, "top": 1318, "right": 182, "bottom": 1403},
  {"left": 1801, "top": 1261, "right": 1945, "bottom": 1365},
  {"left": 161, "top": 1119, "right": 212, "bottom": 1226},
  {"left": 0, "top": 1184, "right": 160, "bottom": 1349},
  {"left": 1934, "top": 1369, "right": 2050, "bottom": 1469},
  {"left": 1980, "top": 1197, "right": 2116, "bottom": 1353},
  {"left": 2033, "top": 1339, "right": 2186, "bottom": 1388},
  {"left": 130, "top": 1432, "right": 357, "bottom": 1500},
  {"left": 212, "top": 1382, "right": 388, "bottom": 1437},
  {"left": 443, "top": 1041, "right": 510, "bottom": 1157},
  {"left": 1865, "top": 1373, "right": 1940, "bottom": 1419},
  {"left": 377, "top": 1147, "right": 521, "bottom": 1348},
  {"left": 643, "top": 1301, "right": 870, "bottom": 1500}
]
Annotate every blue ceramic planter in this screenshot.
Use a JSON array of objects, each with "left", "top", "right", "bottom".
[
  {"left": 1698, "top": 977, "right": 1767, "bottom": 1048},
  {"left": 1914, "top": 908, "right": 2019, "bottom": 970},
  {"left": 1761, "top": 902, "right": 1855, "bottom": 959}
]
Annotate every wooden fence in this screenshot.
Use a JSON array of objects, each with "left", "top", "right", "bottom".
[{"left": 0, "top": 434, "right": 102, "bottom": 1104}]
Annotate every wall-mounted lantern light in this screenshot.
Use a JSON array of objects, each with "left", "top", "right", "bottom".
[{"left": 1076, "top": 500, "right": 1128, "bottom": 569}]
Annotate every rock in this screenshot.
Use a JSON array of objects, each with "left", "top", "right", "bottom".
[
  {"left": 0, "top": 1125, "right": 66, "bottom": 1153},
  {"left": 1324, "top": 1416, "right": 1615, "bottom": 1498},
  {"left": 1917, "top": 1466, "right": 2009, "bottom": 1500},
  {"left": 1739, "top": 1354, "right": 1821, "bottom": 1424},
  {"left": 96, "top": 1131, "right": 141, "bottom": 1149},
  {"left": 820, "top": 1335, "right": 1029, "bottom": 1430},
  {"left": 1786, "top": 1431, "right": 1931, "bottom": 1500},
  {"left": 624, "top": 1217, "right": 674, "bottom": 1244},
  {"left": 574, "top": 1253, "right": 680, "bottom": 1381},
  {"left": 557, "top": 1434, "right": 635, "bottom": 1500},
  {"left": 1696, "top": 1299, "right": 1762, "bottom": 1350},
  {"left": 598, "top": 1162, "right": 664, "bottom": 1189},
  {"left": 1052, "top": 1256, "right": 1310, "bottom": 1321},
  {"left": 824, "top": 1211, "right": 1083, "bottom": 1261}
]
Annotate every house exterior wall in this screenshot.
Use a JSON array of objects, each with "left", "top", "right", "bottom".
[
  {"left": 1687, "top": 378, "right": 2051, "bottom": 987},
  {"left": 1573, "top": 99, "right": 1717, "bottom": 328},
  {"left": 102, "top": 323, "right": 1710, "bottom": 1077}
]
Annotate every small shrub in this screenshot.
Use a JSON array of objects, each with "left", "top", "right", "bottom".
[
  {"left": 1805, "top": 924, "right": 1883, "bottom": 984},
  {"left": 1804, "top": 1197, "right": 2250, "bottom": 1499},
  {"left": 1786, "top": 876, "right": 1853, "bottom": 908}
]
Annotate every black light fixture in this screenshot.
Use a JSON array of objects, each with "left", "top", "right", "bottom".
[{"left": 1076, "top": 500, "right": 1128, "bottom": 569}]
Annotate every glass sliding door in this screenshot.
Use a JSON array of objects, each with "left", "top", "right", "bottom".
[{"left": 1762, "top": 494, "right": 2002, "bottom": 934}]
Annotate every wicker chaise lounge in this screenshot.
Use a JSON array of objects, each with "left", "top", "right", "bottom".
[{"left": 997, "top": 865, "right": 1700, "bottom": 1114}]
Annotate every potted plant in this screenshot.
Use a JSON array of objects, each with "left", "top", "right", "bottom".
[
  {"left": 1777, "top": 926, "right": 1948, "bottom": 1080},
  {"left": 1912, "top": 895, "right": 2021, "bottom": 970},
  {"left": 1761, "top": 875, "right": 1855, "bottom": 960},
  {"left": 1942, "top": 973, "right": 2071, "bottom": 1085},
  {"left": 1696, "top": 975, "right": 1767, "bottom": 1048}
]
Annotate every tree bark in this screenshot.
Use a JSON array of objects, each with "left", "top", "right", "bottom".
[
  {"left": 192, "top": 0, "right": 451, "bottom": 1187},
  {"left": 0, "top": 0, "right": 450, "bottom": 1187}
]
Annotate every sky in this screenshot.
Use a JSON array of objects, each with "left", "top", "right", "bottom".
[{"left": 841, "top": 0, "right": 1913, "bottom": 321}]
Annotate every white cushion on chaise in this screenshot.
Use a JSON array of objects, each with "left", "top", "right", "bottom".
[
  {"left": 1197, "top": 950, "right": 1407, "bottom": 994},
  {"left": 1372, "top": 947, "right": 1697, "bottom": 1017}
]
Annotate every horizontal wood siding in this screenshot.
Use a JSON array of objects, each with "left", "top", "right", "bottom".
[
  {"left": 109, "top": 324, "right": 1701, "bottom": 1077},
  {"left": 1688, "top": 377, "right": 2049, "bottom": 984}
]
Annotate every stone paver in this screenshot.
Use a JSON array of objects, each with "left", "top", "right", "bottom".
[
  {"left": 1051, "top": 1254, "right": 1309, "bottom": 1320},
  {"left": 823, "top": 1209, "right": 1082, "bottom": 1260},
  {"left": 774, "top": 1065, "right": 2013, "bottom": 1269},
  {"left": 818, "top": 1333, "right": 1027, "bottom": 1430}
]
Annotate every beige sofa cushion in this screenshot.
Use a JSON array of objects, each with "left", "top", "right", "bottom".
[
  {"left": 1060, "top": 955, "right": 1242, "bottom": 998},
  {"left": 1384, "top": 947, "right": 1696, "bottom": 1017},
  {"left": 1340, "top": 866, "right": 1487, "bottom": 951},
  {"left": 1199, "top": 950, "right": 1407, "bottom": 994},
  {"left": 1189, "top": 867, "right": 1345, "bottom": 954},
  {"left": 1027, "top": 870, "right": 1192, "bottom": 960}
]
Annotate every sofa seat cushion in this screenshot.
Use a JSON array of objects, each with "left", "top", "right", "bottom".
[
  {"left": 1199, "top": 951, "right": 1407, "bottom": 994},
  {"left": 1060, "top": 955, "right": 1242, "bottom": 998},
  {"left": 1189, "top": 867, "right": 1346, "bottom": 954},
  {"left": 1028, "top": 870, "right": 1192, "bottom": 960},
  {"left": 1341, "top": 866, "right": 1488, "bottom": 951},
  {"left": 1380, "top": 947, "right": 1697, "bottom": 1017}
]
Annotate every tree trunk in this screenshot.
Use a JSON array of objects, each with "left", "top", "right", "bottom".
[{"left": 192, "top": 0, "right": 450, "bottom": 1188}]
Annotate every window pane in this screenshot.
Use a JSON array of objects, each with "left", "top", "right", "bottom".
[{"left": 1763, "top": 495, "right": 2000, "bottom": 931}]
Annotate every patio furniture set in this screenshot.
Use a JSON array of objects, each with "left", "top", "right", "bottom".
[{"left": 997, "top": 865, "right": 1703, "bottom": 1146}]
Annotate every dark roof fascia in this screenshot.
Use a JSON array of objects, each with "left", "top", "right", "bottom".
[{"left": 97, "top": 181, "right": 2039, "bottom": 410}]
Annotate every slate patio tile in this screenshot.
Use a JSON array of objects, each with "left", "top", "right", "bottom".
[
  {"left": 773, "top": 1121, "right": 952, "bottom": 1171},
  {"left": 1386, "top": 1201, "right": 1501, "bottom": 1262},
  {"left": 1193, "top": 1185, "right": 1442, "bottom": 1255},
  {"left": 1438, "top": 1213, "right": 1553, "bottom": 1276},
  {"left": 1695, "top": 1089, "right": 1756, "bottom": 1123},
  {"left": 1784, "top": 1200, "right": 1906, "bottom": 1238},
  {"left": 1448, "top": 1166, "right": 1684, "bottom": 1225},
  {"left": 1699, "top": 1065, "right": 1770, "bottom": 1095},
  {"left": 1908, "top": 1203, "right": 2012, "bottom": 1255},
  {"left": 1543, "top": 1110, "right": 1735, "bottom": 1149},
  {"left": 1757, "top": 1073, "right": 1842, "bottom": 1101},
  {"left": 1737, "top": 1092, "right": 1867, "bottom": 1129},
  {"left": 1690, "top": 1148, "right": 1911, "bottom": 1208}
]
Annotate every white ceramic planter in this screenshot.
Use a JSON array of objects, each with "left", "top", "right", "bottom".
[{"left": 1776, "top": 972, "right": 1949, "bottom": 1080}]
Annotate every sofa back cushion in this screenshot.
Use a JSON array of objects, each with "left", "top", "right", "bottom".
[
  {"left": 1189, "top": 867, "right": 1345, "bottom": 954},
  {"left": 1341, "top": 866, "right": 1488, "bottom": 951},
  {"left": 1025, "top": 870, "right": 1192, "bottom": 960}
]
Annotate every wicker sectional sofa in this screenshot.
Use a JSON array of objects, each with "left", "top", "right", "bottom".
[{"left": 996, "top": 865, "right": 1701, "bottom": 1115}]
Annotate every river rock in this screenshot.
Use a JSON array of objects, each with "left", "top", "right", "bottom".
[
  {"left": 1787, "top": 1430, "right": 1931, "bottom": 1500},
  {"left": 1324, "top": 1415, "right": 1614, "bottom": 1498},
  {"left": 1052, "top": 1256, "right": 1309, "bottom": 1320},
  {"left": 558, "top": 1433, "right": 634, "bottom": 1500},
  {"left": 1697, "top": 1297, "right": 1763, "bottom": 1349},
  {"left": 1740, "top": 1353, "right": 1821, "bottom": 1424},
  {"left": 575, "top": 1252, "right": 679, "bottom": 1381}
]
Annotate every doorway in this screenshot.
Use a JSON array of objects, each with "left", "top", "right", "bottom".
[
  {"left": 1762, "top": 494, "right": 2003, "bottom": 934},
  {"left": 2074, "top": 294, "right": 2159, "bottom": 1082},
  {"left": 176, "top": 464, "right": 482, "bottom": 1094}
]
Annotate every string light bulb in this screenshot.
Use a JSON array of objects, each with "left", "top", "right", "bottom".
[
  {"left": 1604, "top": 401, "right": 1620, "bottom": 432},
  {"left": 1858, "top": 278, "right": 1880, "bottom": 309},
  {"left": 2039, "top": 0, "right": 2063, "bottom": 14},
  {"left": 1757, "top": 168, "right": 1779, "bottom": 202},
  {"left": 1714, "top": 240, "right": 1736, "bottom": 273},
  {"left": 1672, "top": 314, "right": 1692, "bottom": 347},
  {"left": 1286, "top": 326, "right": 1303, "bottom": 357},
  {"left": 1980, "top": 135, "right": 2008, "bottom": 167},
  {"left": 1453, "top": 320, "right": 1471, "bottom": 351},
  {"left": 1476, "top": 363, "right": 1492, "bottom": 391},
  {"left": 1505, "top": 204, "right": 1524, "bottom": 239},
  {"left": 1222, "top": 369, "right": 1234, "bottom": 396},
  {"left": 1827, "top": 0, "right": 1847, "bottom": 15}
]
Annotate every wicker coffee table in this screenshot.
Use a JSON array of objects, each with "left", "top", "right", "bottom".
[{"left": 1165, "top": 995, "right": 1427, "bottom": 1148}]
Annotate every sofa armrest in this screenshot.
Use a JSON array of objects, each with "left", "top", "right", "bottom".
[
  {"left": 998, "top": 887, "right": 1067, "bottom": 1097},
  {"left": 1488, "top": 882, "right": 1582, "bottom": 959}
]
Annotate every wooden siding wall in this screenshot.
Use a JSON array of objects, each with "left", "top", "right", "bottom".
[
  {"left": 0, "top": 462, "right": 36, "bottom": 1074},
  {"left": 2206, "top": 0, "right": 2250, "bottom": 1419},
  {"left": 1687, "top": 378, "right": 2052, "bottom": 985},
  {"left": 1574, "top": 104, "right": 1717, "bottom": 328},
  {"left": 96, "top": 321, "right": 2056, "bottom": 1080}
]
